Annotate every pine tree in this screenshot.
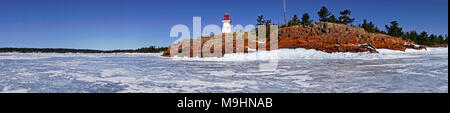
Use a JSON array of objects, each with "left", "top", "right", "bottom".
[
  {"left": 327, "top": 15, "right": 338, "bottom": 23},
  {"left": 445, "top": 35, "right": 449, "bottom": 44},
  {"left": 317, "top": 6, "right": 331, "bottom": 22},
  {"left": 301, "top": 13, "right": 312, "bottom": 26},
  {"left": 360, "top": 19, "right": 374, "bottom": 32},
  {"left": 429, "top": 34, "right": 438, "bottom": 45},
  {"left": 418, "top": 31, "right": 428, "bottom": 45},
  {"left": 338, "top": 10, "right": 355, "bottom": 25},
  {"left": 385, "top": 21, "right": 403, "bottom": 38},
  {"left": 288, "top": 14, "right": 301, "bottom": 26},
  {"left": 360, "top": 19, "right": 382, "bottom": 33},
  {"left": 437, "top": 35, "right": 444, "bottom": 44},
  {"left": 404, "top": 31, "right": 419, "bottom": 43},
  {"left": 257, "top": 15, "right": 266, "bottom": 25}
]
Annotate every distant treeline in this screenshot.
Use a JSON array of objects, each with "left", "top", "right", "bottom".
[
  {"left": 0, "top": 46, "right": 168, "bottom": 53},
  {"left": 257, "top": 6, "right": 448, "bottom": 46}
]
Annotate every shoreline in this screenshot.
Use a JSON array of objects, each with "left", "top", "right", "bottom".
[
  {"left": 0, "top": 52, "right": 165, "bottom": 54},
  {"left": 1, "top": 47, "right": 447, "bottom": 54},
  {"left": 0, "top": 47, "right": 168, "bottom": 54},
  {"left": 168, "top": 47, "right": 448, "bottom": 61}
]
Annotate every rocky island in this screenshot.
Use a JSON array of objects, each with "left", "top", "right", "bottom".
[
  {"left": 163, "top": 6, "right": 448, "bottom": 58},
  {"left": 162, "top": 22, "right": 428, "bottom": 58}
]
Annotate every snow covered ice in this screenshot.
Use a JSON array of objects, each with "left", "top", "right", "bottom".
[{"left": 0, "top": 48, "right": 448, "bottom": 93}]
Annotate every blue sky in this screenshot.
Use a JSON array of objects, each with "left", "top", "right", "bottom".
[{"left": 0, "top": 0, "right": 448, "bottom": 50}]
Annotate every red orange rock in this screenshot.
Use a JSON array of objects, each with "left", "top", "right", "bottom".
[{"left": 162, "top": 22, "right": 425, "bottom": 58}]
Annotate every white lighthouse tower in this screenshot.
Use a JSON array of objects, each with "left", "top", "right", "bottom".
[{"left": 222, "top": 13, "right": 232, "bottom": 33}]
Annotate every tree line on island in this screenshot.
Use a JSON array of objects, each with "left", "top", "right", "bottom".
[
  {"left": 257, "top": 6, "right": 448, "bottom": 46},
  {"left": 0, "top": 46, "right": 168, "bottom": 53}
]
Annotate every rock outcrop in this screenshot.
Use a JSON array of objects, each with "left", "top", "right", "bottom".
[{"left": 163, "top": 22, "right": 425, "bottom": 57}]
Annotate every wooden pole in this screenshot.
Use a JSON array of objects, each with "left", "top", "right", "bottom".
[{"left": 283, "top": 0, "right": 287, "bottom": 26}]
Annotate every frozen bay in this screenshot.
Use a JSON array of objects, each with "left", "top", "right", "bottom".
[{"left": 0, "top": 48, "right": 447, "bottom": 93}]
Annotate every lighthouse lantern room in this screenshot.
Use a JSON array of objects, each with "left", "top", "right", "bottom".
[{"left": 222, "top": 13, "right": 232, "bottom": 33}]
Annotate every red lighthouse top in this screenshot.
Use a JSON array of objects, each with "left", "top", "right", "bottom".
[{"left": 223, "top": 13, "right": 230, "bottom": 20}]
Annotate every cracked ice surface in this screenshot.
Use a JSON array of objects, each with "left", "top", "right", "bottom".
[{"left": 0, "top": 48, "right": 447, "bottom": 93}]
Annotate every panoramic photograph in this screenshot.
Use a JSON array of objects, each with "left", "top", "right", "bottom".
[{"left": 0, "top": 0, "right": 448, "bottom": 93}]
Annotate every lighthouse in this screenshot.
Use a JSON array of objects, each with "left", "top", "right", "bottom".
[{"left": 222, "top": 13, "right": 232, "bottom": 33}]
